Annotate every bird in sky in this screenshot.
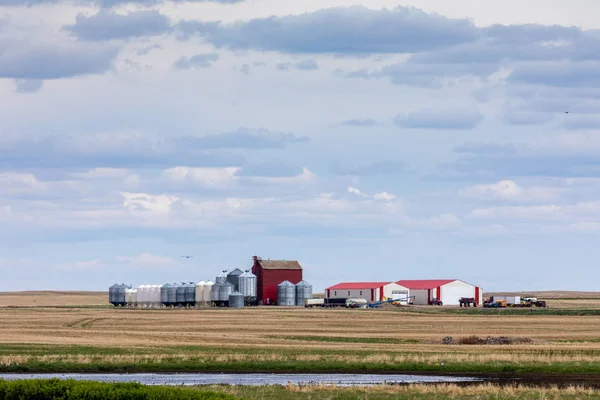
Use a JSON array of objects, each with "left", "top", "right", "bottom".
[
  {"left": 565, "top": 111, "right": 570, "bottom": 114},
  {"left": 181, "top": 256, "right": 193, "bottom": 259}
]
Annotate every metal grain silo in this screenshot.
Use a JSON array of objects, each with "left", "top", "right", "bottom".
[
  {"left": 131, "top": 289, "right": 138, "bottom": 306},
  {"left": 227, "top": 268, "right": 244, "bottom": 291},
  {"left": 238, "top": 270, "right": 257, "bottom": 305},
  {"left": 229, "top": 291, "right": 244, "bottom": 308},
  {"left": 220, "top": 281, "right": 234, "bottom": 302},
  {"left": 203, "top": 281, "right": 214, "bottom": 303},
  {"left": 185, "top": 282, "right": 195, "bottom": 306},
  {"left": 136, "top": 285, "right": 146, "bottom": 307},
  {"left": 161, "top": 284, "right": 171, "bottom": 307},
  {"left": 168, "top": 283, "right": 178, "bottom": 306},
  {"left": 295, "top": 280, "right": 313, "bottom": 306},
  {"left": 176, "top": 282, "right": 186, "bottom": 306},
  {"left": 195, "top": 281, "right": 205, "bottom": 306},
  {"left": 109, "top": 284, "right": 118, "bottom": 306},
  {"left": 216, "top": 270, "right": 228, "bottom": 283},
  {"left": 277, "top": 281, "right": 296, "bottom": 306},
  {"left": 116, "top": 284, "right": 129, "bottom": 306},
  {"left": 211, "top": 282, "right": 222, "bottom": 303}
]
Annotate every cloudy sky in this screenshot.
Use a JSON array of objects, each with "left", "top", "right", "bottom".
[{"left": 2, "top": 0, "right": 600, "bottom": 292}]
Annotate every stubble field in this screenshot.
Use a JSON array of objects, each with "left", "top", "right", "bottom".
[{"left": 2, "top": 292, "right": 600, "bottom": 399}]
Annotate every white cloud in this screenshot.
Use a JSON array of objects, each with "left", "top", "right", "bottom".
[
  {"left": 56, "top": 260, "right": 103, "bottom": 270},
  {"left": 121, "top": 192, "right": 178, "bottom": 214},
  {"left": 116, "top": 253, "right": 179, "bottom": 267},
  {"left": 161, "top": 166, "right": 240, "bottom": 188},
  {"left": 469, "top": 201, "right": 600, "bottom": 221},
  {"left": 347, "top": 186, "right": 368, "bottom": 197},
  {"left": 374, "top": 192, "right": 396, "bottom": 201},
  {"left": 70, "top": 168, "right": 132, "bottom": 180},
  {"left": 460, "top": 180, "right": 563, "bottom": 202},
  {"left": 247, "top": 167, "right": 317, "bottom": 186}
]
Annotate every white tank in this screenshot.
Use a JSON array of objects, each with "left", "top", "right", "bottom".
[
  {"left": 131, "top": 289, "right": 138, "bottom": 305},
  {"left": 125, "top": 289, "right": 132, "bottom": 304},
  {"left": 153, "top": 285, "right": 161, "bottom": 304},
  {"left": 136, "top": 285, "right": 145, "bottom": 305},
  {"left": 203, "top": 281, "right": 214, "bottom": 302},
  {"left": 195, "top": 281, "right": 205, "bottom": 304}
]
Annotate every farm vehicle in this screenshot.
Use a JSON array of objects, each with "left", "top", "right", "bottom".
[
  {"left": 429, "top": 298, "right": 443, "bottom": 306},
  {"left": 483, "top": 296, "right": 547, "bottom": 308},
  {"left": 459, "top": 297, "right": 477, "bottom": 307}
]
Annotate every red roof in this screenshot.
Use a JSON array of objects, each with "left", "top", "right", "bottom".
[
  {"left": 396, "top": 279, "right": 456, "bottom": 289},
  {"left": 327, "top": 282, "right": 392, "bottom": 290}
]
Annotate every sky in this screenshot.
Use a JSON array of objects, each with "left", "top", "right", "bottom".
[{"left": 2, "top": 0, "right": 600, "bottom": 292}]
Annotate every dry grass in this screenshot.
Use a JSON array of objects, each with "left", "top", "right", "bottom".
[
  {"left": 0, "top": 291, "right": 107, "bottom": 306},
  {"left": 1, "top": 306, "right": 600, "bottom": 370},
  {"left": 486, "top": 291, "right": 600, "bottom": 299}
]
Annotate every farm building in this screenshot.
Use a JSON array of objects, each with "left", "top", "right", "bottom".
[
  {"left": 396, "top": 279, "right": 483, "bottom": 306},
  {"left": 325, "top": 282, "right": 411, "bottom": 303},
  {"left": 251, "top": 256, "right": 302, "bottom": 305}
]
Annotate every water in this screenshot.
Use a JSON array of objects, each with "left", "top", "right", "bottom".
[{"left": 0, "top": 373, "right": 481, "bottom": 386}]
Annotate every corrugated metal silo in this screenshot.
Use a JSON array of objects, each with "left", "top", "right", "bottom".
[
  {"left": 168, "top": 283, "right": 178, "bottom": 306},
  {"left": 211, "top": 282, "right": 223, "bottom": 305},
  {"left": 229, "top": 291, "right": 244, "bottom": 308},
  {"left": 161, "top": 284, "right": 171, "bottom": 306},
  {"left": 176, "top": 283, "right": 186, "bottom": 305},
  {"left": 295, "top": 280, "right": 313, "bottom": 306},
  {"left": 136, "top": 285, "right": 145, "bottom": 306},
  {"left": 185, "top": 282, "right": 195, "bottom": 306},
  {"left": 109, "top": 284, "right": 118, "bottom": 306},
  {"left": 220, "top": 281, "right": 234, "bottom": 302},
  {"left": 131, "top": 289, "right": 138, "bottom": 305},
  {"left": 216, "top": 270, "right": 228, "bottom": 284},
  {"left": 203, "top": 281, "right": 214, "bottom": 303},
  {"left": 277, "top": 281, "right": 296, "bottom": 306},
  {"left": 119, "top": 284, "right": 130, "bottom": 305},
  {"left": 195, "top": 281, "right": 205, "bottom": 305},
  {"left": 238, "top": 270, "right": 257, "bottom": 306},
  {"left": 227, "top": 268, "right": 244, "bottom": 291}
]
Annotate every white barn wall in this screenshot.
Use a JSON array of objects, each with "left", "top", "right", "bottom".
[
  {"left": 411, "top": 289, "right": 429, "bottom": 305},
  {"left": 440, "top": 280, "right": 476, "bottom": 306},
  {"left": 328, "top": 288, "right": 378, "bottom": 301},
  {"left": 382, "top": 283, "right": 410, "bottom": 304}
]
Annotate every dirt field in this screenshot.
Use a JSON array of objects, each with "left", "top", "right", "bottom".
[{"left": 0, "top": 291, "right": 107, "bottom": 307}]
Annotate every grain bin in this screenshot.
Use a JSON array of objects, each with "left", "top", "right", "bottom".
[
  {"left": 277, "top": 280, "right": 296, "bottom": 306},
  {"left": 176, "top": 282, "right": 186, "bottom": 306},
  {"left": 109, "top": 284, "right": 119, "bottom": 306},
  {"left": 216, "top": 270, "right": 228, "bottom": 283},
  {"left": 168, "top": 283, "right": 178, "bottom": 306},
  {"left": 203, "top": 280, "right": 214, "bottom": 303},
  {"left": 295, "top": 280, "right": 313, "bottom": 306},
  {"left": 211, "top": 282, "right": 223, "bottom": 304},
  {"left": 238, "top": 270, "right": 257, "bottom": 305},
  {"left": 185, "top": 282, "right": 196, "bottom": 306},
  {"left": 229, "top": 291, "right": 244, "bottom": 308},
  {"left": 195, "top": 281, "right": 205, "bottom": 305},
  {"left": 220, "top": 281, "right": 234, "bottom": 303},
  {"left": 161, "top": 284, "right": 171, "bottom": 306},
  {"left": 227, "top": 268, "right": 244, "bottom": 291},
  {"left": 131, "top": 289, "right": 138, "bottom": 306},
  {"left": 116, "top": 284, "right": 129, "bottom": 306},
  {"left": 136, "top": 285, "right": 146, "bottom": 306}
]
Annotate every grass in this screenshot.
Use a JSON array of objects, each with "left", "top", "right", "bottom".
[
  {"left": 2, "top": 300, "right": 600, "bottom": 376},
  {"left": 206, "top": 384, "right": 600, "bottom": 400},
  {"left": 0, "top": 379, "right": 237, "bottom": 399}
]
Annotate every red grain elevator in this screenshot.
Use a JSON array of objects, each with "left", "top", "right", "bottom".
[{"left": 251, "top": 255, "right": 303, "bottom": 305}]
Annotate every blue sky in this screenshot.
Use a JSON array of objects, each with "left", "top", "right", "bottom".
[{"left": 2, "top": 0, "right": 600, "bottom": 292}]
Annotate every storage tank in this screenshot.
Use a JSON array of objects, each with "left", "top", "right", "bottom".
[
  {"left": 131, "top": 289, "right": 138, "bottom": 306},
  {"left": 176, "top": 282, "right": 186, "bottom": 306},
  {"left": 168, "top": 283, "right": 178, "bottom": 306},
  {"left": 195, "top": 281, "right": 205, "bottom": 305},
  {"left": 161, "top": 284, "right": 171, "bottom": 306},
  {"left": 229, "top": 291, "right": 244, "bottom": 308},
  {"left": 215, "top": 270, "right": 228, "bottom": 283},
  {"left": 125, "top": 289, "right": 132, "bottom": 305},
  {"left": 295, "top": 280, "right": 313, "bottom": 306},
  {"left": 211, "top": 282, "right": 223, "bottom": 303},
  {"left": 185, "top": 282, "right": 195, "bottom": 306},
  {"left": 227, "top": 268, "right": 244, "bottom": 291},
  {"left": 136, "top": 285, "right": 146, "bottom": 306},
  {"left": 277, "top": 281, "right": 296, "bottom": 306},
  {"left": 116, "top": 284, "right": 129, "bottom": 306},
  {"left": 109, "top": 284, "right": 118, "bottom": 306},
  {"left": 203, "top": 281, "right": 214, "bottom": 303},
  {"left": 220, "top": 281, "right": 234, "bottom": 302},
  {"left": 238, "top": 270, "right": 257, "bottom": 305}
]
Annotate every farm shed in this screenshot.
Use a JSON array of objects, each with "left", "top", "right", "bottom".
[
  {"left": 396, "top": 279, "right": 483, "bottom": 306},
  {"left": 325, "top": 282, "right": 410, "bottom": 303},
  {"left": 251, "top": 256, "right": 302, "bottom": 305}
]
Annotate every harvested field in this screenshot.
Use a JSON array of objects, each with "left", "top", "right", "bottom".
[
  {"left": 1, "top": 305, "right": 600, "bottom": 382},
  {"left": 0, "top": 291, "right": 107, "bottom": 307}
]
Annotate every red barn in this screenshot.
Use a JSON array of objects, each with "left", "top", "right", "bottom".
[{"left": 251, "top": 256, "right": 303, "bottom": 305}]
